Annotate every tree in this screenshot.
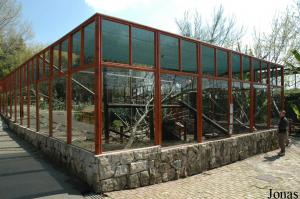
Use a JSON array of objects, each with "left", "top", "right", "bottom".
[
  {"left": 0, "top": 0, "right": 42, "bottom": 77},
  {"left": 175, "top": 5, "right": 244, "bottom": 50}
]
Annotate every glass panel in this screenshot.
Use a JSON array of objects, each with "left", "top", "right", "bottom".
[
  {"left": 61, "top": 39, "right": 69, "bottom": 72},
  {"left": 232, "top": 53, "right": 240, "bottom": 79},
  {"left": 53, "top": 76, "right": 67, "bottom": 141},
  {"left": 161, "top": 75, "right": 197, "bottom": 146},
  {"left": 242, "top": 56, "right": 250, "bottom": 81},
  {"left": 102, "top": 67, "right": 154, "bottom": 151},
  {"left": 232, "top": 82, "right": 250, "bottom": 133},
  {"left": 84, "top": 22, "right": 95, "bottom": 64},
  {"left": 132, "top": 27, "right": 154, "bottom": 67},
  {"left": 160, "top": 34, "right": 179, "bottom": 70},
  {"left": 72, "top": 31, "right": 81, "bottom": 67},
  {"left": 72, "top": 69, "right": 95, "bottom": 152},
  {"left": 254, "top": 84, "right": 268, "bottom": 129},
  {"left": 181, "top": 40, "right": 197, "bottom": 72},
  {"left": 53, "top": 45, "right": 60, "bottom": 75},
  {"left": 216, "top": 49, "right": 228, "bottom": 76},
  {"left": 39, "top": 82, "right": 49, "bottom": 135},
  {"left": 202, "top": 79, "right": 228, "bottom": 139},
  {"left": 253, "top": 59, "right": 260, "bottom": 82},
  {"left": 202, "top": 45, "right": 215, "bottom": 76},
  {"left": 102, "top": 20, "right": 129, "bottom": 64}
]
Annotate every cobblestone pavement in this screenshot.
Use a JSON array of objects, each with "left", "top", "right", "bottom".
[{"left": 103, "top": 136, "right": 300, "bottom": 199}]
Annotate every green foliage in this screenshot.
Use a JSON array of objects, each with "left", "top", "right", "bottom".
[
  {"left": 0, "top": 0, "right": 45, "bottom": 78},
  {"left": 290, "top": 103, "right": 300, "bottom": 120}
]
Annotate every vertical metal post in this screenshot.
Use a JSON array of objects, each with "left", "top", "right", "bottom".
[
  {"left": 95, "top": 15, "right": 103, "bottom": 154},
  {"left": 10, "top": 75, "right": 12, "bottom": 119},
  {"left": 228, "top": 51, "right": 233, "bottom": 136},
  {"left": 20, "top": 68, "right": 23, "bottom": 125},
  {"left": 67, "top": 35, "right": 72, "bottom": 144},
  {"left": 249, "top": 57, "right": 254, "bottom": 132},
  {"left": 196, "top": 44, "right": 203, "bottom": 143},
  {"left": 36, "top": 57, "right": 40, "bottom": 132},
  {"left": 14, "top": 71, "right": 17, "bottom": 122},
  {"left": 49, "top": 49, "right": 54, "bottom": 136},
  {"left": 154, "top": 31, "right": 162, "bottom": 145},
  {"left": 27, "top": 63, "right": 30, "bottom": 128}
]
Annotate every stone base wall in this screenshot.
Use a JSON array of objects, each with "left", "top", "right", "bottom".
[{"left": 4, "top": 117, "right": 279, "bottom": 193}]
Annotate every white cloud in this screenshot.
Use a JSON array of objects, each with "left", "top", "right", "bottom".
[{"left": 84, "top": 0, "right": 151, "bottom": 13}]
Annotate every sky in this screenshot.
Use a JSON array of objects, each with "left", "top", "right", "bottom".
[{"left": 19, "top": 0, "right": 296, "bottom": 46}]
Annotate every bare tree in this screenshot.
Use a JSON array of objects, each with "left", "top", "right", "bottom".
[
  {"left": 175, "top": 5, "right": 244, "bottom": 50},
  {"left": 251, "top": 4, "right": 300, "bottom": 64}
]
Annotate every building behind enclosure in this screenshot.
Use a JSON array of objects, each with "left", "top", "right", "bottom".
[{"left": 0, "top": 13, "right": 284, "bottom": 154}]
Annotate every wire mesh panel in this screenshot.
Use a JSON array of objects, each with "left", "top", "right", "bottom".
[
  {"left": 102, "top": 67, "right": 155, "bottom": 151},
  {"left": 232, "top": 82, "right": 250, "bottom": 133},
  {"left": 271, "top": 87, "right": 281, "bottom": 126},
  {"left": 202, "top": 78, "right": 228, "bottom": 138},
  {"left": 161, "top": 74, "right": 197, "bottom": 146},
  {"left": 71, "top": 68, "right": 95, "bottom": 152},
  {"left": 254, "top": 84, "right": 268, "bottom": 130},
  {"left": 39, "top": 82, "right": 49, "bottom": 135},
  {"left": 52, "top": 76, "right": 67, "bottom": 141}
]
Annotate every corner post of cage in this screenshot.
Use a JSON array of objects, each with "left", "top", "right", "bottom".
[
  {"left": 66, "top": 34, "right": 73, "bottom": 144},
  {"left": 95, "top": 15, "right": 103, "bottom": 155}
]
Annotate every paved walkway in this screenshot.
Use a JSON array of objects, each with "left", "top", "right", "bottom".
[
  {"left": 0, "top": 121, "right": 87, "bottom": 199},
  {"left": 105, "top": 136, "right": 300, "bottom": 199},
  {"left": 1, "top": 119, "right": 300, "bottom": 199}
]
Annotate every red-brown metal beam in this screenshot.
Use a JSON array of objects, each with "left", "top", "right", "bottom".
[
  {"left": 48, "top": 48, "right": 54, "bottom": 136},
  {"left": 154, "top": 31, "right": 162, "bottom": 145},
  {"left": 228, "top": 51, "right": 233, "bottom": 136},
  {"left": 196, "top": 44, "right": 203, "bottom": 142},
  {"left": 66, "top": 35, "right": 72, "bottom": 144},
  {"left": 249, "top": 57, "right": 254, "bottom": 132},
  {"left": 36, "top": 57, "right": 40, "bottom": 132},
  {"left": 95, "top": 15, "right": 103, "bottom": 154}
]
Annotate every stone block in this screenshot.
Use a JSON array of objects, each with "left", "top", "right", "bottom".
[
  {"left": 115, "top": 165, "right": 129, "bottom": 177},
  {"left": 140, "top": 171, "right": 150, "bottom": 186},
  {"left": 130, "top": 160, "right": 147, "bottom": 174},
  {"left": 128, "top": 174, "right": 140, "bottom": 188}
]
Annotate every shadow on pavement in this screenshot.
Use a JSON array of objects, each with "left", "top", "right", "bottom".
[{"left": 0, "top": 120, "right": 90, "bottom": 199}]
